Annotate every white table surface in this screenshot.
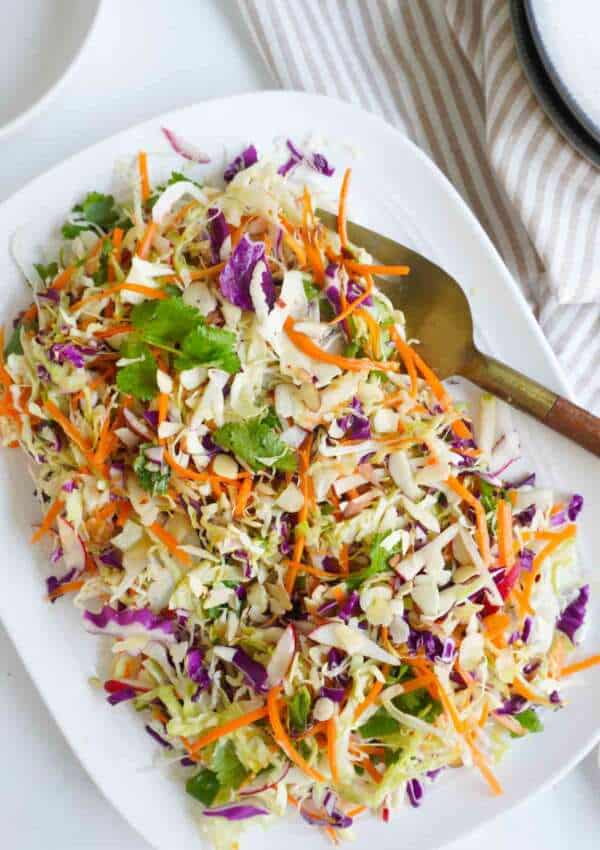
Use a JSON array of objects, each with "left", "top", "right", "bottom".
[{"left": 0, "top": 1, "right": 598, "bottom": 848}]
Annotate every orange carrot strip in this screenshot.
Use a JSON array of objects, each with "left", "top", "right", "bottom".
[
  {"left": 282, "top": 231, "right": 307, "bottom": 266},
  {"left": 284, "top": 434, "right": 313, "bottom": 593},
  {"left": 357, "top": 755, "right": 382, "bottom": 784},
  {"left": 329, "top": 273, "right": 374, "bottom": 324},
  {"left": 327, "top": 717, "right": 339, "bottom": 784},
  {"left": 354, "top": 679, "right": 384, "bottom": 721},
  {"left": 346, "top": 806, "right": 367, "bottom": 818},
  {"left": 234, "top": 475, "right": 253, "bottom": 520},
  {"left": 284, "top": 315, "right": 397, "bottom": 373},
  {"left": 559, "top": 654, "right": 600, "bottom": 678},
  {"left": 149, "top": 522, "right": 191, "bottom": 566},
  {"left": 389, "top": 326, "right": 418, "bottom": 397},
  {"left": 339, "top": 544, "right": 349, "bottom": 576},
  {"left": 50, "top": 265, "right": 76, "bottom": 292},
  {"left": 157, "top": 392, "right": 169, "bottom": 445},
  {"left": 465, "top": 731, "right": 503, "bottom": 795},
  {"left": 108, "top": 228, "right": 124, "bottom": 282},
  {"left": 137, "top": 220, "right": 157, "bottom": 259},
  {"left": 446, "top": 476, "right": 490, "bottom": 566},
  {"left": 21, "top": 304, "right": 38, "bottom": 324},
  {"left": 138, "top": 152, "right": 150, "bottom": 202},
  {"left": 93, "top": 412, "right": 114, "bottom": 466},
  {"left": 451, "top": 419, "right": 472, "bottom": 440},
  {"left": 164, "top": 450, "right": 248, "bottom": 485},
  {"left": 187, "top": 705, "right": 269, "bottom": 754},
  {"left": 267, "top": 686, "right": 326, "bottom": 783},
  {"left": 285, "top": 560, "right": 339, "bottom": 581},
  {"left": 189, "top": 261, "right": 226, "bottom": 281},
  {"left": 344, "top": 260, "right": 410, "bottom": 276},
  {"left": 338, "top": 168, "right": 351, "bottom": 252},
  {"left": 71, "top": 282, "right": 167, "bottom": 312},
  {"left": 48, "top": 579, "right": 85, "bottom": 601},
  {"left": 31, "top": 497, "right": 65, "bottom": 543},
  {"left": 496, "top": 499, "right": 515, "bottom": 568},
  {"left": 43, "top": 400, "right": 92, "bottom": 455},
  {"left": 413, "top": 350, "right": 451, "bottom": 409},
  {"left": 355, "top": 306, "right": 382, "bottom": 359},
  {"left": 93, "top": 324, "right": 133, "bottom": 339},
  {"left": 511, "top": 677, "right": 551, "bottom": 705},
  {"left": 483, "top": 612, "right": 511, "bottom": 638},
  {"left": 521, "top": 525, "right": 577, "bottom": 612}
]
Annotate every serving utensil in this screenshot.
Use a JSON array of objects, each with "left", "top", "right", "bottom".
[{"left": 317, "top": 209, "right": 600, "bottom": 457}]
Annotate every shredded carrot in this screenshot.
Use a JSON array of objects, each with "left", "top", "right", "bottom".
[
  {"left": 187, "top": 705, "right": 269, "bottom": 754},
  {"left": 137, "top": 220, "right": 157, "bottom": 259},
  {"left": 149, "top": 522, "right": 191, "bottom": 566},
  {"left": 108, "top": 228, "right": 123, "bottom": 282},
  {"left": 511, "top": 677, "right": 551, "bottom": 705},
  {"left": 329, "top": 274, "right": 374, "bottom": 324},
  {"left": 356, "top": 307, "right": 381, "bottom": 359},
  {"left": 31, "top": 497, "right": 65, "bottom": 543},
  {"left": 285, "top": 560, "right": 339, "bottom": 581},
  {"left": 339, "top": 544, "right": 349, "bottom": 576},
  {"left": 389, "top": 326, "right": 418, "bottom": 397},
  {"left": 157, "top": 392, "right": 169, "bottom": 444},
  {"left": 559, "top": 654, "right": 600, "bottom": 678},
  {"left": 138, "top": 151, "right": 150, "bottom": 202},
  {"left": 324, "top": 826, "right": 340, "bottom": 845},
  {"left": 284, "top": 316, "right": 398, "bottom": 374},
  {"left": 50, "top": 265, "right": 75, "bottom": 292},
  {"left": 48, "top": 579, "right": 85, "bottom": 601},
  {"left": 93, "top": 412, "right": 114, "bottom": 467},
  {"left": 354, "top": 678, "right": 384, "bottom": 721},
  {"left": 93, "top": 324, "right": 133, "bottom": 339},
  {"left": 451, "top": 419, "right": 472, "bottom": 440},
  {"left": 520, "top": 525, "right": 577, "bottom": 614},
  {"left": 496, "top": 500, "right": 515, "bottom": 568},
  {"left": 344, "top": 260, "right": 410, "bottom": 277},
  {"left": 71, "top": 282, "right": 167, "bottom": 312},
  {"left": 483, "top": 612, "right": 510, "bottom": 639},
  {"left": 446, "top": 476, "right": 490, "bottom": 565},
  {"left": 413, "top": 349, "right": 451, "bottom": 409},
  {"left": 267, "top": 686, "right": 326, "bottom": 783},
  {"left": 284, "top": 434, "right": 313, "bottom": 593},
  {"left": 43, "top": 400, "right": 94, "bottom": 458},
  {"left": 338, "top": 168, "right": 351, "bottom": 252},
  {"left": 21, "top": 304, "right": 38, "bottom": 324},
  {"left": 492, "top": 713, "right": 526, "bottom": 736},
  {"left": 465, "top": 731, "right": 503, "bottom": 795},
  {"left": 357, "top": 755, "right": 382, "bottom": 784},
  {"left": 164, "top": 450, "right": 247, "bottom": 485},
  {"left": 326, "top": 717, "right": 339, "bottom": 784},
  {"left": 189, "top": 261, "right": 226, "bottom": 281},
  {"left": 116, "top": 500, "right": 133, "bottom": 527},
  {"left": 234, "top": 475, "right": 253, "bottom": 520},
  {"left": 346, "top": 806, "right": 367, "bottom": 818},
  {"left": 478, "top": 699, "right": 490, "bottom": 728},
  {"left": 282, "top": 230, "right": 307, "bottom": 267}
]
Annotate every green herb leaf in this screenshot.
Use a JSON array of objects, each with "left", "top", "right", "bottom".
[
  {"left": 212, "top": 740, "right": 248, "bottom": 790},
  {"left": 213, "top": 415, "right": 297, "bottom": 473},
  {"left": 62, "top": 192, "right": 121, "bottom": 238},
  {"left": 287, "top": 686, "right": 311, "bottom": 733},
  {"left": 4, "top": 325, "right": 23, "bottom": 357},
  {"left": 116, "top": 339, "right": 158, "bottom": 401},
  {"left": 133, "top": 443, "right": 171, "bottom": 495},
  {"left": 303, "top": 277, "right": 321, "bottom": 301},
  {"left": 186, "top": 768, "right": 220, "bottom": 806},
  {"left": 168, "top": 171, "right": 203, "bottom": 189},
  {"left": 174, "top": 323, "right": 241, "bottom": 373},
  {"left": 359, "top": 708, "right": 400, "bottom": 738},
  {"left": 92, "top": 239, "right": 113, "bottom": 286},
  {"left": 346, "top": 532, "right": 398, "bottom": 590},
  {"left": 33, "top": 262, "right": 58, "bottom": 282},
  {"left": 513, "top": 708, "right": 543, "bottom": 735},
  {"left": 131, "top": 297, "right": 201, "bottom": 346}
]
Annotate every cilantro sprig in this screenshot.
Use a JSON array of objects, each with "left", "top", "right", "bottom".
[
  {"left": 213, "top": 412, "right": 297, "bottom": 473},
  {"left": 62, "top": 191, "right": 122, "bottom": 239}
]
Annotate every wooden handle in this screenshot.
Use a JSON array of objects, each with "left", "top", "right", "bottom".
[
  {"left": 544, "top": 396, "right": 600, "bottom": 457},
  {"left": 463, "top": 350, "right": 600, "bottom": 457}
]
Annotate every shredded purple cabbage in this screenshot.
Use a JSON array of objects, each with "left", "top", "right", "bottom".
[
  {"left": 145, "top": 724, "right": 172, "bottom": 747},
  {"left": 568, "top": 493, "right": 584, "bottom": 521},
  {"left": 84, "top": 605, "right": 176, "bottom": 636},
  {"left": 223, "top": 145, "right": 258, "bottom": 183},
  {"left": 203, "top": 803, "right": 269, "bottom": 820},
  {"left": 337, "top": 397, "right": 371, "bottom": 441},
  {"left": 230, "top": 648, "right": 268, "bottom": 692},
  {"left": 496, "top": 695, "right": 527, "bottom": 715},
  {"left": 338, "top": 590, "right": 360, "bottom": 623},
  {"left": 46, "top": 567, "right": 76, "bottom": 601},
  {"left": 49, "top": 342, "right": 95, "bottom": 368},
  {"left": 406, "top": 778, "right": 424, "bottom": 808},
  {"left": 219, "top": 234, "right": 274, "bottom": 311},
  {"left": 319, "top": 686, "right": 345, "bottom": 702},
  {"left": 278, "top": 139, "right": 334, "bottom": 177},
  {"left": 346, "top": 278, "right": 373, "bottom": 306},
  {"left": 207, "top": 207, "right": 229, "bottom": 265},
  {"left": 99, "top": 547, "right": 122, "bottom": 568},
  {"left": 556, "top": 585, "right": 589, "bottom": 643},
  {"left": 107, "top": 686, "right": 137, "bottom": 706}
]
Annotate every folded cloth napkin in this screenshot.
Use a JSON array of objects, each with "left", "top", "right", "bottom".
[{"left": 239, "top": 0, "right": 600, "bottom": 413}]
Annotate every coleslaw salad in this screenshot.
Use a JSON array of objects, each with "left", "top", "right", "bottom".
[{"left": 0, "top": 131, "right": 597, "bottom": 849}]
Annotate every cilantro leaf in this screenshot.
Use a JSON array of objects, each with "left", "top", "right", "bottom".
[
  {"left": 62, "top": 191, "right": 120, "bottom": 238},
  {"left": 287, "top": 686, "right": 311, "bottom": 733},
  {"left": 133, "top": 443, "right": 171, "bottom": 495},
  {"left": 303, "top": 277, "right": 321, "bottom": 301},
  {"left": 33, "top": 262, "right": 58, "bottom": 282},
  {"left": 116, "top": 339, "right": 158, "bottom": 401},
  {"left": 213, "top": 415, "right": 297, "bottom": 473},
  {"left": 359, "top": 708, "right": 400, "bottom": 738},
  {"left": 174, "top": 323, "right": 241, "bottom": 373},
  {"left": 92, "top": 238, "right": 113, "bottom": 286},
  {"left": 131, "top": 297, "right": 201, "bottom": 346},
  {"left": 4, "top": 325, "right": 23, "bottom": 357},
  {"left": 512, "top": 708, "right": 543, "bottom": 736},
  {"left": 186, "top": 768, "right": 220, "bottom": 806},
  {"left": 168, "top": 171, "right": 203, "bottom": 189},
  {"left": 346, "top": 532, "right": 397, "bottom": 590},
  {"left": 212, "top": 740, "right": 247, "bottom": 790}
]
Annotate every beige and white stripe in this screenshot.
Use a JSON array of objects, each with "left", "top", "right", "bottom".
[{"left": 239, "top": 0, "right": 600, "bottom": 413}]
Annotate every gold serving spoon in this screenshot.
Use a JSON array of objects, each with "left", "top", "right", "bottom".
[{"left": 317, "top": 209, "right": 600, "bottom": 457}]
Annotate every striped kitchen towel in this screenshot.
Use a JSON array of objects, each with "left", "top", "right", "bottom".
[{"left": 238, "top": 0, "right": 600, "bottom": 413}]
